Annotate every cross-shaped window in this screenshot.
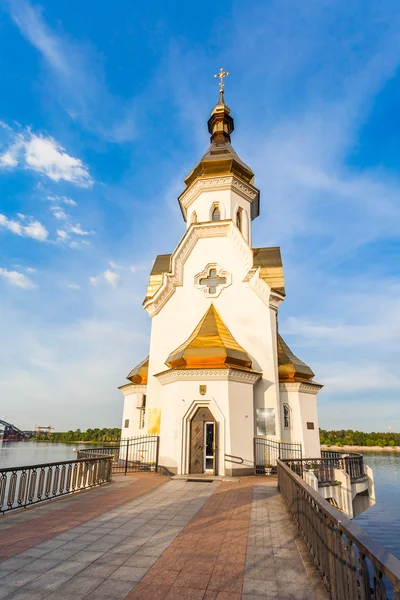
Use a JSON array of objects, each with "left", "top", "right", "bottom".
[{"left": 199, "top": 268, "right": 227, "bottom": 295}]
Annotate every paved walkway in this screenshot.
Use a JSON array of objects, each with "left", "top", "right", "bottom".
[{"left": 0, "top": 476, "right": 328, "bottom": 600}]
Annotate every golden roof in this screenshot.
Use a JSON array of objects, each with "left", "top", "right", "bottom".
[
  {"left": 253, "top": 247, "right": 285, "bottom": 296},
  {"left": 165, "top": 304, "right": 253, "bottom": 370},
  {"left": 127, "top": 356, "right": 149, "bottom": 384},
  {"left": 145, "top": 254, "right": 171, "bottom": 300},
  {"left": 277, "top": 335, "right": 314, "bottom": 382},
  {"left": 180, "top": 91, "right": 260, "bottom": 217}
]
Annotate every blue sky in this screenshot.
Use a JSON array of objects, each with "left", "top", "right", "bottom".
[{"left": 1, "top": 0, "right": 400, "bottom": 432}]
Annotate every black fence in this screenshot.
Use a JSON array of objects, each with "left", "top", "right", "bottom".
[
  {"left": 77, "top": 435, "right": 159, "bottom": 475},
  {"left": 0, "top": 456, "right": 112, "bottom": 514},
  {"left": 285, "top": 451, "right": 366, "bottom": 484},
  {"left": 278, "top": 459, "right": 400, "bottom": 600},
  {"left": 254, "top": 437, "right": 302, "bottom": 475}
]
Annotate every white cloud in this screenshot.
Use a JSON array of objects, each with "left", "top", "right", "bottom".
[
  {"left": 56, "top": 229, "right": 69, "bottom": 240},
  {"left": 66, "top": 283, "right": 80, "bottom": 290},
  {"left": 0, "top": 127, "right": 92, "bottom": 187},
  {"left": 24, "top": 134, "right": 92, "bottom": 186},
  {"left": 47, "top": 195, "right": 77, "bottom": 206},
  {"left": 69, "top": 224, "right": 90, "bottom": 236},
  {"left": 50, "top": 206, "right": 68, "bottom": 220},
  {"left": 89, "top": 270, "right": 120, "bottom": 289},
  {"left": 25, "top": 267, "right": 36, "bottom": 273},
  {"left": 0, "top": 268, "right": 35, "bottom": 289},
  {"left": 104, "top": 270, "right": 120, "bottom": 288},
  {"left": 0, "top": 213, "right": 48, "bottom": 241},
  {"left": 109, "top": 261, "right": 123, "bottom": 270}
]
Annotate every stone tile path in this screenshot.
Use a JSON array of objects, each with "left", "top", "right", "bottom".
[{"left": 0, "top": 477, "right": 328, "bottom": 600}]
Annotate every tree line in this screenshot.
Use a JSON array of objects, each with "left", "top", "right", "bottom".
[
  {"left": 320, "top": 429, "right": 400, "bottom": 447},
  {"left": 31, "top": 428, "right": 121, "bottom": 443}
]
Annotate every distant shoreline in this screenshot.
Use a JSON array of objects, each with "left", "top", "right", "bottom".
[{"left": 321, "top": 444, "right": 400, "bottom": 453}]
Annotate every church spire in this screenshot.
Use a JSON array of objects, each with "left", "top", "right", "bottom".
[
  {"left": 182, "top": 68, "right": 255, "bottom": 190},
  {"left": 208, "top": 69, "right": 234, "bottom": 144}
]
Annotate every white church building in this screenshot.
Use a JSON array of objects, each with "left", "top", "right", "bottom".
[{"left": 119, "top": 75, "right": 323, "bottom": 477}]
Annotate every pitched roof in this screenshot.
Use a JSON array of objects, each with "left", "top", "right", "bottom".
[
  {"left": 145, "top": 254, "right": 172, "bottom": 300},
  {"left": 277, "top": 335, "right": 314, "bottom": 382},
  {"left": 253, "top": 247, "right": 285, "bottom": 296},
  {"left": 165, "top": 304, "right": 253, "bottom": 370}
]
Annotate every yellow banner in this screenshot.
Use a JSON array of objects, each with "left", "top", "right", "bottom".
[{"left": 148, "top": 408, "right": 161, "bottom": 434}]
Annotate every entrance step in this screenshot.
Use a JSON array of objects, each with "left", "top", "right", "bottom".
[{"left": 171, "top": 475, "right": 238, "bottom": 482}]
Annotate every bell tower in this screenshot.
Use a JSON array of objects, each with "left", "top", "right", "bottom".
[{"left": 177, "top": 69, "right": 260, "bottom": 246}]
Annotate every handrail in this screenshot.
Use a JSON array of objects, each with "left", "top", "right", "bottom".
[
  {"left": 284, "top": 453, "right": 365, "bottom": 483},
  {"left": 0, "top": 456, "right": 113, "bottom": 514},
  {"left": 225, "top": 454, "right": 244, "bottom": 465},
  {"left": 277, "top": 459, "right": 400, "bottom": 597}
]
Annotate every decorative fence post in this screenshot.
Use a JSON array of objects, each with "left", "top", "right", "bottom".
[{"left": 125, "top": 439, "right": 130, "bottom": 476}]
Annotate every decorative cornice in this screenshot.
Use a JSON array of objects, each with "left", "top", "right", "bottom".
[
  {"left": 155, "top": 368, "right": 262, "bottom": 386},
  {"left": 279, "top": 381, "right": 323, "bottom": 395},
  {"left": 143, "top": 221, "right": 253, "bottom": 317},
  {"left": 178, "top": 175, "right": 259, "bottom": 221},
  {"left": 269, "top": 290, "right": 285, "bottom": 311},
  {"left": 118, "top": 383, "right": 147, "bottom": 396}
]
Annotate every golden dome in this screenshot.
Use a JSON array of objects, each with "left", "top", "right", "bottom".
[
  {"left": 277, "top": 335, "right": 314, "bottom": 382},
  {"left": 127, "top": 356, "right": 149, "bottom": 384},
  {"left": 165, "top": 304, "right": 253, "bottom": 370}
]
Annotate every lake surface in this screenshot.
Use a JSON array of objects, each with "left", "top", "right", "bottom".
[
  {"left": 0, "top": 440, "right": 93, "bottom": 469},
  {"left": 1, "top": 443, "right": 400, "bottom": 560}
]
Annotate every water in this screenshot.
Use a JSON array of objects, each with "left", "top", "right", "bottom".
[
  {"left": 1, "top": 443, "right": 400, "bottom": 559},
  {"left": 0, "top": 440, "right": 92, "bottom": 468},
  {"left": 355, "top": 452, "right": 400, "bottom": 560}
]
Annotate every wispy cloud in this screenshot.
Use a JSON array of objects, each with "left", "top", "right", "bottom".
[
  {"left": 0, "top": 267, "right": 36, "bottom": 289},
  {"left": 0, "top": 213, "right": 48, "bottom": 241},
  {"left": 90, "top": 269, "right": 120, "bottom": 288},
  {"left": 5, "top": 0, "right": 137, "bottom": 142},
  {"left": 0, "top": 126, "right": 93, "bottom": 186}
]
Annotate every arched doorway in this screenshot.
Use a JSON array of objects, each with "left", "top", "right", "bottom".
[{"left": 190, "top": 406, "right": 216, "bottom": 475}]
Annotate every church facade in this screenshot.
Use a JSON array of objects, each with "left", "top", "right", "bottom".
[{"left": 119, "top": 81, "right": 323, "bottom": 477}]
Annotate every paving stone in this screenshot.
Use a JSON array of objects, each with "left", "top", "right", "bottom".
[
  {"left": 23, "top": 558, "right": 61, "bottom": 573},
  {"left": 0, "top": 557, "right": 34, "bottom": 571},
  {"left": 109, "top": 565, "right": 148, "bottom": 582},
  {"left": 2, "top": 589, "right": 51, "bottom": 600},
  {"left": 46, "top": 574, "right": 105, "bottom": 599},
  {"left": 95, "top": 552, "right": 132, "bottom": 566},
  {"left": 123, "top": 554, "right": 159, "bottom": 568},
  {"left": 85, "top": 579, "right": 137, "bottom": 599}
]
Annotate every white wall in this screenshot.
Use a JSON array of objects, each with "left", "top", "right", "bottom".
[
  {"left": 280, "top": 383, "right": 321, "bottom": 458},
  {"left": 155, "top": 375, "right": 256, "bottom": 475},
  {"left": 120, "top": 385, "right": 146, "bottom": 439},
  {"left": 186, "top": 187, "right": 252, "bottom": 244},
  {"left": 145, "top": 223, "right": 280, "bottom": 445}
]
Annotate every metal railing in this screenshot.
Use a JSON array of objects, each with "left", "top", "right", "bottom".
[
  {"left": 77, "top": 435, "right": 159, "bottom": 475},
  {"left": 285, "top": 451, "right": 365, "bottom": 484},
  {"left": 254, "top": 437, "right": 302, "bottom": 475},
  {"left": 0, "top": 456, "right": 112, "bottom": 514},
  {"left": 278, "top": 459, "right": 400, "bottom": 599}
]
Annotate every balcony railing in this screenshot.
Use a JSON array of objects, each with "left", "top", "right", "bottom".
[
  {"left": 284, "top": 451, "right": 365, "bottom": 484},
  {"left": 277, "top": 459, "right": 400, "bottom": 599},
  {"left": 0, "top": 456, "right": 112, "bottom": 514},
  {"left": 77, "top": 435, "right": 159, "bottom": 475}
]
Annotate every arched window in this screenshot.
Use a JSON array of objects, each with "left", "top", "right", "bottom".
[
  {"left": 191, "top": 211, "right": 197, "bottom": 224},
  {"left": 211, "top": 206, "right": 221, "bottom": 221},
  {"left": 283, "top": 404, "right": 291, "bottom": 429},
  {"left": 236, "top": 208, "right": 242, "bottom": 232}
]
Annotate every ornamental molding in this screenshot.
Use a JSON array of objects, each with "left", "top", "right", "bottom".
[
  {"left": 155, "top": 368, "right": 262, "bottom": 386},
  {"left": 144, "top": 221, "right": 253, "bottom": 317},
  {"left": 179, "top": 175, "right": 259, "bottom": 220},
  {"left": 118, "top": 383, "right": 147, "bottom": 396},
  {"left": 194, "top": 262, "right": 232, "bottom": 298},
  {"left": 279, "top": 381, "right": 323, "bottom": 395}
]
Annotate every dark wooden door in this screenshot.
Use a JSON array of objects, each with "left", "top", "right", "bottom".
[{"left": 190, "top": 407, "right": 215, "bottom": 474}]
